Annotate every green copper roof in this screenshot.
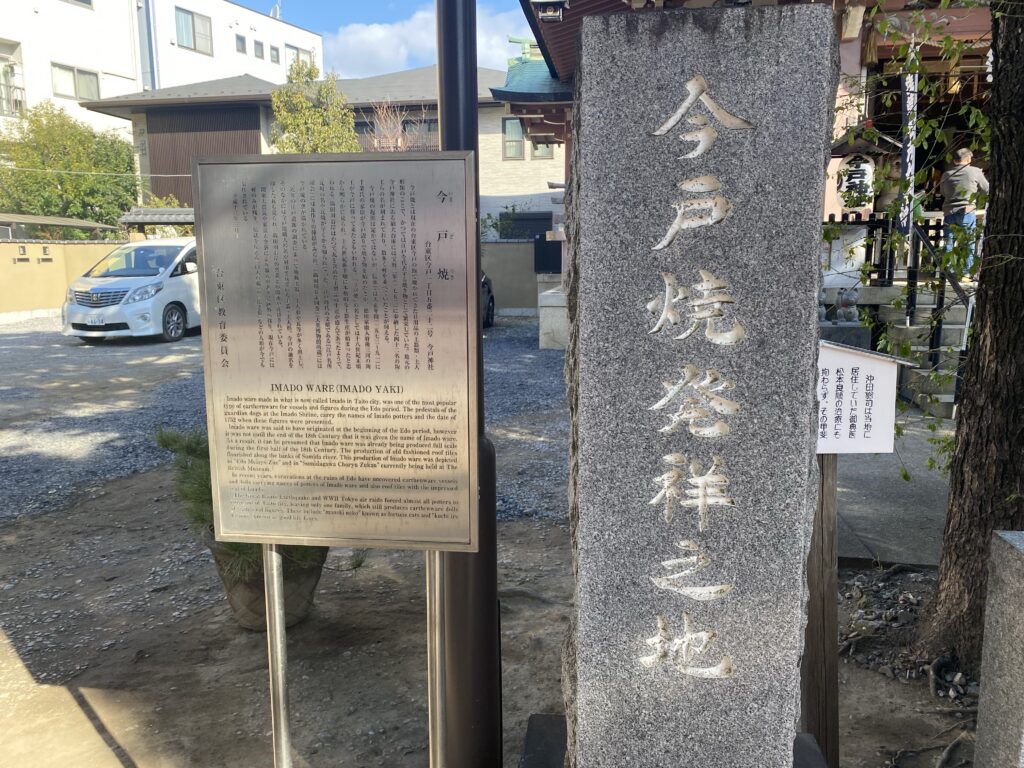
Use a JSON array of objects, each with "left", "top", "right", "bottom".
[{"left": 490, "top": 59, "right": 573, "bottom": 104}]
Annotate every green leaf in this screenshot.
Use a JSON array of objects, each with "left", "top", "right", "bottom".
[
  {"left": 271, "top": 59, "right": 361, "bottom": 154},
  {"left": 0, "top": 103, "right": 136, "bottom": 233}
]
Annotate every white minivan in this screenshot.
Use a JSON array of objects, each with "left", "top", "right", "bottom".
[{"left": 63, "top": 238, "right": 201, "bottom": 343}]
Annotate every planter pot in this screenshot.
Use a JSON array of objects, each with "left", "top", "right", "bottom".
[{"left": 203, "top": 531, "right": 329, "bottom": 631}]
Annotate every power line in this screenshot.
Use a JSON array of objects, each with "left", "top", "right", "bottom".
[{"left": 0, "top": 166, "right": 191, "bottom": 178}]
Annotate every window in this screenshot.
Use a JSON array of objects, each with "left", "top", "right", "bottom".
[
  {"left": 502, "top": 118, "right": 524, "bottom": 160},
  {"left": 60, "top": 0, "right": 93, "bottom": 7},
  {"left": 354, "top": 120, "right": 375, "bottom": 150},
  {"left": 285, "top": 44, "right": 313, "bottom": 66},
  {"left": 175, "top": 8, "right": 213, "bottom": 55},
  {"left": 403, "top": 118, "right": 439, "bottom": 149},
  {"left": 270, "top": 46, "right": 280, "bottom": 64},
  {"left": 236, "top": 35, "right": 247, "bottom": 54},
  {"left": 254, "top": 40, "right": 264, "bottom": 59},
  {"left": 496, "top": 211, "right": 553, "bottom": 240},
  {"left": 1, "top": 61, "right": 24, "bottom": 117},
  {"left": 51, "top": 63, "right": 99, "bottom": 99},
  {"left": 532, "top": 141, "right": 554, "bottom": 160},
  {"left": 171, "top": 250, "right": 197, "bottom": 277}
]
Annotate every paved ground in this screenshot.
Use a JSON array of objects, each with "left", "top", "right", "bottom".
[{"left": 838, "top": 415, "right": 953, "bottom": 566}]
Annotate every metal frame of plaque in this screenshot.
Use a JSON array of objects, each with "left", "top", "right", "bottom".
[{"left": 193, "top": 152, "right": 479, "bottom": 552}]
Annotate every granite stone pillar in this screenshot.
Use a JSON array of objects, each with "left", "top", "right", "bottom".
[
  {"left": 567, "top": 7, "right": 837, "bottom": 767},
  {"left": 974, "top": 532, "right": 1024, "bottom": 768}
]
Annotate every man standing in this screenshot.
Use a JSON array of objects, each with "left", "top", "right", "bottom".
[{"left": 940, "top": 147, "right": 989, "bottom": 277}]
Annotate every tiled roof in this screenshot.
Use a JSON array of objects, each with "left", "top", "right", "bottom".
[
  {"left": 490, "top": 59, "right": 573, "bottom": 103},
  {"left": 119, "top": 208, "right": 196, "bottom": 226},
  {"left": 0, "top": 212, "right": 116, "bottom": 230},
  {"left": 335, "top": 65, "right": 508, "bottom": 107},
  {"left": 81, "top": 75, "right": 277, "bottom": 118}
]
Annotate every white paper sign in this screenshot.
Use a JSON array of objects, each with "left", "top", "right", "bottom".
[{"left": 816, "top": 342, "right": 899, "bottom": 454}]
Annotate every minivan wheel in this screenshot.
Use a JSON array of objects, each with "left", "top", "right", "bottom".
[
  {"left": 162, "top": 304, "right": 186, "bottom": 342},
  {"left": 483, "top": 295, "right": 495, "bottom": 328}
]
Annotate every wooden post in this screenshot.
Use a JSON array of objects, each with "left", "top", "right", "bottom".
[{"left": 802, "top": 453, "right": 839, "bottom": 768}]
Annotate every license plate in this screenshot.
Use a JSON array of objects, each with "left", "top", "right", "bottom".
[{"left": 88, "top": 315, "right": 103, "bottom": 326}]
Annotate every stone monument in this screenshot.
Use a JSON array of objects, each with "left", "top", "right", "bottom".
[
  {"left": 565, "top": 7, "right": 837, "bottom": 766},
  {"left": 974, "top": 531, "right": 1024, "bottom": 768}
]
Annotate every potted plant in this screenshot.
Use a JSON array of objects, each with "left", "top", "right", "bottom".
[{"left": 156, "top": 428, "right": 343, "bottom": 630}]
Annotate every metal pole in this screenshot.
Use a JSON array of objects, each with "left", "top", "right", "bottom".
[
  {"left": 426, "top": 550, "right": 448, "bottom": 768},
  {"left": 263, "top": 543, "right": 292, "bottom": 768},
  {"left": 434, "top": 1, "right": 503, "bottom": 765}
]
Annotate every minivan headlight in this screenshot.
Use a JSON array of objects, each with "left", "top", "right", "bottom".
[
  {"left": 66, "top": 287, "right": 75, "bottom": 305},
  {"left": 124, "top": 282, "right": 164, "bottom": 304}
]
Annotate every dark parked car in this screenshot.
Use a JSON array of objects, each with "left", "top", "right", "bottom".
[{"left": 481, "top": 273, "right": 495, "bottom": 328}]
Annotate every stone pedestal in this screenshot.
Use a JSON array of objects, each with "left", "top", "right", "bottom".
[
  {"left": 974, "top": 531, "right": 1024, "bottom": 768},
  {"left": 818, "top": 323, "right": 871, "bottom": 349},
  {"left": 566, "top": 7, "right": 837, "bottom": 767},
  {"left": 539, "top": 288, "right": 569, "bottom": 349}
]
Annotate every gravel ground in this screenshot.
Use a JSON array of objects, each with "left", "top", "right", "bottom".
[
  {"left": 483, "top": 318, "right": 569, "bottom": 520},
  {"left": 482, "top": 317, "right": 566, "bottom": 423},
  {"left": 0, "top": 317, "right": 207, "bottom": 520},
  {"left": 0, "top": 316, "right": 569, "bottom": 522}
]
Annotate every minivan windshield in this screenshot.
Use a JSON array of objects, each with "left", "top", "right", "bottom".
[{"left": 85, "top": 244, "right": 183, "bottom": 278}]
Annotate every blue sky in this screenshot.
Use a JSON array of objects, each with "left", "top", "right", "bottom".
[{"left": 231, "top": 1, "right": 533, "bottom": 77}]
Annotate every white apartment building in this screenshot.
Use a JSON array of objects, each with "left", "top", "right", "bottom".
[
  {"left": 2, "top": 0, "right": 141, "bottom": 133},
  {"left": 140, "top": 0, "right": 321, "bottom": 91},
  {"left": 1, "top": 0, "right": 321, "bottom": 135}
]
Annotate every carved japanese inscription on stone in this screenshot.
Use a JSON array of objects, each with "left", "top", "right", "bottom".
[
  {"left": 194, "top": 153, "right": 479, "bottom": 551},
  {"left": 651, "top": 76, "right": 753, "bottom": 251},
  {"left": 636, "top": 75, "right": 753, "bottom": 681}
]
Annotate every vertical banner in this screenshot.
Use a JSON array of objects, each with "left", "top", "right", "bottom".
[{"left": 193, "top": 153, "right": 479, "bottom": 551}]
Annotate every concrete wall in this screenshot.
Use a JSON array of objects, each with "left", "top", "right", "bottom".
[
  {"left": 0, "top": 241, "right": 122, "bottom": 317},
  {"left": 975, "top": 531, "right": 1024, "bottom": 768},
  {"left": 481, "top": 241, "right": 537, "bottom": 311},
  {"left": 2, "top": 240, "right": 539, "bottom": 317},
  {"left": 825, "top": 35, "right": 872, "bottom": 220}
]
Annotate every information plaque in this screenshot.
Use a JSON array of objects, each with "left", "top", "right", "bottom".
[
  {"left": 816, "top": 341, "right": 901, "bottom": 455},
  {"left": 193, "top": 153, "right": 478, "bottom": 551}
]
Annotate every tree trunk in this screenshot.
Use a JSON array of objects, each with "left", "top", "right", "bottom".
[{"left": 918, "top": 0, "right": 1024, "bottom": 673}]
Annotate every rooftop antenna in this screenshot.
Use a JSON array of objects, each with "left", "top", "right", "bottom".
[{"left": 270, "top": 2, "right": 281, "bottom": 19}]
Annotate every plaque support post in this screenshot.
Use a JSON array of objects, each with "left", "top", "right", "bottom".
[
  {"left": 263, "top": 543, "right": 292, "bottom": 768},
  {"left": 426, "top": 551, "right": 448, "bottom": 767},
  {"left": 801, "top": 455, "right": 839, "bottom": 768},
  {"left": 433, "top": 0, "right": 503, "bottom": 765}
]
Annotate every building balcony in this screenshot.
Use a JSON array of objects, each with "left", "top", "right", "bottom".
[
  {"left": 356, "top": 134, "right": 441, "bottom": 153},
  {"left": 0, "top": 83, "right": 26, "bottom": 118}
]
